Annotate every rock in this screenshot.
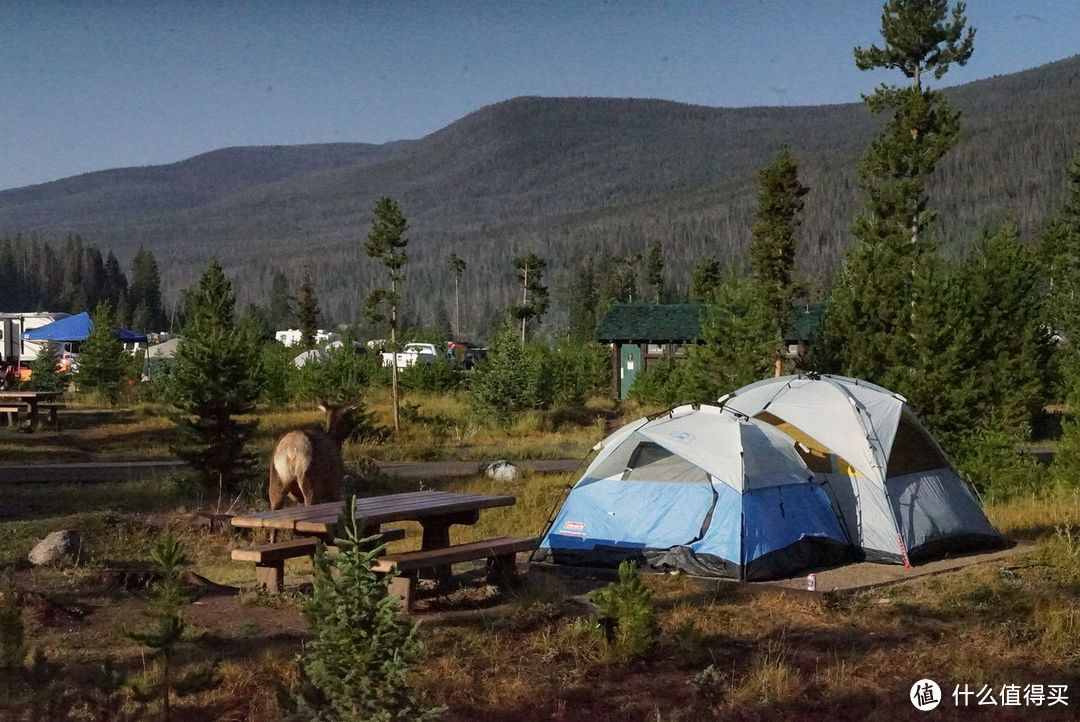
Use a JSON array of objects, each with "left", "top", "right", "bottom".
[
  {"left": 27, "top": 530, "right": 81, "bottom": 567},
  {"left": 484, "top": 459, "right": 520, "bottom": 482}
]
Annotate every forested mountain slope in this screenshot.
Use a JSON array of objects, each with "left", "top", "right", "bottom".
[{"left": 2, "top": 55, "right": 1078, "bottom": 332}]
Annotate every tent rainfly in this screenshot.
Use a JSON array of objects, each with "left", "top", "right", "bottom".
[
  {"left": 21, "top": 312, "right": 148, "bottom": 344},
  {"left": 536, "top": 405, "right": 852, "bottom": 580},
  {"left": 718, "top": 374, "right": 1005, "bottom": 565}
]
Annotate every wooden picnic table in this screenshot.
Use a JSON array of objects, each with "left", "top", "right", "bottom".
[
  {"left": 0, "top": 390, "right": 61, "bottom": 430},
  {"left": 230, "top": 489, "right": 516, "bottom": 551}
]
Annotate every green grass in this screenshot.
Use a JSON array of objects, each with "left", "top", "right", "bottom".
[{"left": 0, "top": 391, "right": 619, "bottom": 465}]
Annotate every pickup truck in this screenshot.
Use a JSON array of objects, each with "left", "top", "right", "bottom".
[{"left": 381, "top": 342, "right": 441, "bottom": 370}]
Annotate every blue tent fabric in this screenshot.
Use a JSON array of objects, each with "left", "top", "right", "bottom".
[
  {"left": 23, "top": 312, "right": 91, "bottom": 341},
  {"left": 23, "top": 311, "right": 148, "bottom": 343}
]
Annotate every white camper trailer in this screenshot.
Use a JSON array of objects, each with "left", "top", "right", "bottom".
[{"left": 0, "top": 312, "right": 70, "bottom": 369}]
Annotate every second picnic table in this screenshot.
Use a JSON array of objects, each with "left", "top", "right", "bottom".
[
  {"left": 0, "top": 390, "right": 61, "bottom": 430},
  {"left": 230, "top": 490, "right": 538, "bottom": 606}
]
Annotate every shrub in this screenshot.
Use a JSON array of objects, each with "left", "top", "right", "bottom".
[
  {"left": 953, "top": 424, "right": 1042, "bottom": 502},
  {"left": 254, "top": 340, "right": 295, "bottom": 405},
  {"left": 26, "top": 340, "right": 68, "bottom": 393},
  {"left": 628, "top": 361, "right": 684, "bottom": 407},
  {"left": 588, "top": 560, "right": 655, "bottom": 662},
  {"left": 549, "top": 340, "right": 610, "bottom": 406},
  {"left": 0, "top": 580, "right": 58, "bottom": 716},
  {"left": 299, "top": 499, "right": 442, "bottom": 721},
  {"left": 292, "top": 344, "right": 371, "bottom": 406},
  {"left": 400, "top": 355, "right": 460, "bottom": 393}
]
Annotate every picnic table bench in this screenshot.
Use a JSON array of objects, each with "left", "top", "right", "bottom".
[
  {"left": 231, "top": 527, "right": 406, "bottom": 592},
  {"left": 230, "top": 490, "right": 539, "bottom": 607},
  {"left": 374, "top": 536, "right": 539, "bottom": 610}
]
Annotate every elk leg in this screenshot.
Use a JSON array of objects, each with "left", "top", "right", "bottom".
[{"left": 268, "top": 466, "right": 285, "bottom": 543}]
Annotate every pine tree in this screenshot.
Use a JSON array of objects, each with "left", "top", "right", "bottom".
[
  {"left": 470, "top": 323, "right": 529, "bottom": 423},
  {"left": 750, "top": 147, "right": 809, "bottom": 341},
  {"left": 956, "top": 221, "right": 1049, "bottom": 438},
  {"left": 299, "top": 501, "right": 441, "bottom": 721},
  {"left": 365, "top": 198, "right": 410, "bottom": 432},
  {"left": 513, "top": 253, "right": 550, "bottom": 344},
  {"left": 297, "top": 271, "right": 321, "bottom": 350},
  {"left": 688, "top": 258, "right": 723, "bottom": 304},
  {"left": 1039, "top": 146, "right": 1080, "bottom": 343},
  {"left": 168, "top": 261, "right": 260, "bottom": 497},
  {"left": 104, "top": 250, "right": 128, "bottom": 307},
  {"left": 76, "top": 304, "right": 130, "bottom": 404},
  {"left": 27, "top": 341, "right": 67, "bottom": 394},
  {"left": 678, "top": 272, "right": 775, "bottom": 402},
  {"left": 824, "top": 0, "right": 974, "bottom": 383},
  {"left": 447, "top": 252, "right": 466, "bottom": 338},
  {"left": 644, "top": 241, "right": 665, "bottom": 303},
  {"left": 129, "top": 247, "right": 165, "bottom": 332},
  {"left": 267, "top": 268, "right": 291, "bottom": 330},
  {"left": 589, "top": 560, "right": 655, "bottom": 662},
  {"left": 123, "top": 534, "right": 217, "bottom": 721},
  {"left": 566, "top": 256, "right": 599, "bottom": 343}
]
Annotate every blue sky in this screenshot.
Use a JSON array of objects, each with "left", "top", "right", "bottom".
[{"left": 1, "top": 1, "right": 1077, "bottom": 190}]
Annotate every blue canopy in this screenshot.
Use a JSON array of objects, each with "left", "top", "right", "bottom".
[{"left": 23, "top": 311, "right": 148, "bottom": 343}]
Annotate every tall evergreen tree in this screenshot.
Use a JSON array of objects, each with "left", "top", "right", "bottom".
[
  {"left": 129, "top": 247, "right": 165, "bottom": 331},
  {"left": 566, "top": 256, "right": 599, "bottom": 343},
  {"left": 266, "top": 268, "right": 291, "bottom": 330},
  {"left": 168, "top": 261, "right": 260, "bottom": 495},
  {"left": 297, "top": 271, "right": 321, "bottom": 350},
  {"left": 364, "top": 198, "right": 409, "bottom": 432},
  {"left": 513, "top": 252, "right": 550, "bottom": 344},
  {"left": 77, "top": 304, "right": 130, "bottom": 404},
  {"left": 103, "top": 250, "right": 128, "bottom": 307},
  {"left": 750, "top": 147, "right": 809, "bottom": 341},
  {"left": 824, "top": 0, "right": 974, "bottom": 384},
  {"left": 688, "top": 258, "right": 724, "bottom": 304},
  {"left": 644, "top": 241, "right": 665, "bottom": 303},
  {"left": 447, "top": 252, "right": 466, "bottom": 338},
  {"left": 1039, "top": 146, "right": 1080, "bottom": 343},
  {"left": 961, "top": 222, "right": 1049, "bottom": 435},
  {"left": 678, "top": 272, "right": 775, "bottom": 402}
]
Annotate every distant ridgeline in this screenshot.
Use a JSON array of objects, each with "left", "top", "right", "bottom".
[{"left": 1, "top": 56, "right": 1078, "bottom": 337}]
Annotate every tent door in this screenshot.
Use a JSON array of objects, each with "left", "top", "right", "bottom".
[{"left": 619, "top": 344, "right": 642, "bottom": 399}]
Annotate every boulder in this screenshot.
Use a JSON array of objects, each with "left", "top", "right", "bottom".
[
  {"left": 484, "top": 459, "right": 520, "bottom": 482},
  {"left": 28, "top": 530, "right": 80, "bottom": 567}
]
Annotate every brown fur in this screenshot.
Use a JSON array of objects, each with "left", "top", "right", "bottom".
[{"left": 268, "top": 403, "right": 357, "bottom": 539}]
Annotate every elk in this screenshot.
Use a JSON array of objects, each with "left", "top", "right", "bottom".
[{"left": 268, "top": 401, "right": 359, "bottom": 539}]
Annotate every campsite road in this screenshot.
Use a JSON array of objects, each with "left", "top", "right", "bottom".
[{"left": 0, "top": 457, "right": 584, "bottom": 484}]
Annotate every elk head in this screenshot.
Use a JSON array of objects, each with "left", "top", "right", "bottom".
[{"left": 315, "top": 400, "right": 362, "bottom": 448}]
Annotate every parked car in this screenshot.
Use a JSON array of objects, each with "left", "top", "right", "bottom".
[{"left": 381, "top": 342, "right": 440, "bottom": 370}]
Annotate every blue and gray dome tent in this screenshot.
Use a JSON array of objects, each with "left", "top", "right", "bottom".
[
  {"left": 718, "top": 374, "right": 1005, "bottom": 565},
  {"left": 536, "top": 405, "right": 852, "bottom": 581}
]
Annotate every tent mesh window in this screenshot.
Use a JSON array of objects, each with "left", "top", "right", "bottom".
[
  {"left": 623, "top": 442, "right": 710, "bottom": 484},
  {"left": 886, "top": 412, "right": 950, "bottom": 477}
]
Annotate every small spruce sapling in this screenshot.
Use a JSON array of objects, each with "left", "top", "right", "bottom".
[
  {"left": 298, "top": 498, "right": 442, "bottom": 721},
  {"left": 588, "top": 560, "right": 655, "bottom": 661},
  {"left": 123, "top": 533, "right": 217, "bottom": 721}
]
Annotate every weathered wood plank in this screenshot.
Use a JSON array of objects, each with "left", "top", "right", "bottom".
[{"left": 374, "top": 536, "right": 539, "bottom": 572}]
